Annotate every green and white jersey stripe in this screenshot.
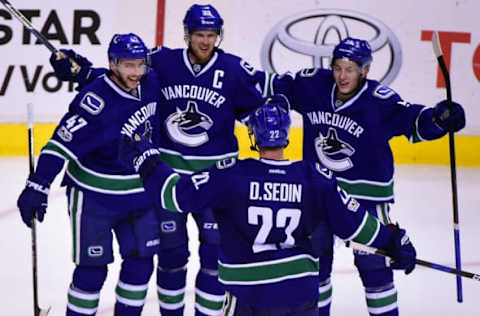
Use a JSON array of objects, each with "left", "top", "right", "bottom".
[
  {"left": 195, "top": 289, "right": 225, "bottom": 316},
  {"left": 366, "top": 287, "right": 398, "bottom": 314},
  {"left": 159, "top": 147, "right": 237, "bottom": 174},
  {"left": 222, "top": 292, "right": 237, "bottom": 316},
  {"left": 160, "top": 173, "right": 182, "bottom": 212},
  {"left": 69, "top": 187, "right": 83, "bottom": 264},
  {"left": 336, "top": 177, "right": 394, "bottom": 202},
  {"left": 346, "top": 212, "right": 381, "bottom": 246},
  {"left": 67, "top": 286, "right": 100, "bottom": 315},
  {"left": 218, "top": 254, "right": 319, "bottom": 286},
  {"left": 409, "top": 107, "right": 429, "bottom": 144},
  {"left": 260, "top": 72, "right": 276, "bottom": 97},
  {"left": 115, "top": 281, "right": 148, "bottom": 307},
  {"left": 157, "top": 286, "right": 185, "bottom": 310},
  {"left": 376, "top": 203, "right": 392, "bottom": 224},
  {"left": 317, "top": 280, "right": 332, "bottom": 308},
  {"left": 42, "top": 140, "right": 144, "bottom": 195}
]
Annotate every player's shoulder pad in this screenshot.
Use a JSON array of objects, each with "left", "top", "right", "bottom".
[
  {"left": 297, "top": 67, "right": 318, "bottom": 78},
  {"left": 296, "top": 68, "right": 331, "bottom": 82},
  {"left": 148, "top": 45, "right": 173, "bottom": 57},
  {"left": 69, "top": 76, "right": 109, "bottom": 117},
  {"left": 314, "top": 162, "right": 333, "bottom": 179},
  {"left": 275, "top": 71, "right": 295, "bottom": 80},
  {"left": 148, "top": 46, "right": 162, "bottom": 56},
  {"left": 371, "top": 81, "right": 400, "bottom": 100},
  {"left": 221, "top": 51, "right": 257, "bottom": 76},
  {"left": 215, "top": 157, "right": 237, "bottom": 170},
  {"left": 78, "top": 91, "right": 105, "bottom": 116}
]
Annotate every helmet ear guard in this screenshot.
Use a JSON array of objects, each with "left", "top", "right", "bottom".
[
  {"left": 248, "top": 94, "right": 291, "bottom": 151},
  {"left": 331, "top": 37, "right": 372, "bottom": 73}
]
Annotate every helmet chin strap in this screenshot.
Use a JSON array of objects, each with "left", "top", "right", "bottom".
[{"left": 248, "top": 128, "right": 259, "bottom": 152}]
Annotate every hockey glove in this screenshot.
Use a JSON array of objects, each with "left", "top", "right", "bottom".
[
  {"left": 433, "top": 100, "right": 466, "bottom": 132},
  {"left": 17, "top": 174, "right": 51, "bottom": 228},
  {"left": 119, "top": 134, "right": 162, "bottom": 181},
  {"left": 384, "top": 224, "right": 416, "bottom": 274},
  {"left": 49, "top": 49, "right": 92, "bottom": 82}
]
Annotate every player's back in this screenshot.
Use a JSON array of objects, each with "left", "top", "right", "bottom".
[{"left": 208, "top": 158, "right": 331, "bottom": 308}]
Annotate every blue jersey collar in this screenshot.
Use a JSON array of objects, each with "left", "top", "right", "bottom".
[
  {"left": 183, "top": 49, "right": 218, "bottom": 77},
  {"left": 330, "top": 81, "right": 369, "bottom": 112},
  {"left": 259, "top": 158, "right": 292, "bottom": 166},
  {"left": 103, "top": 74, "right": 142, "bottom": 101}
]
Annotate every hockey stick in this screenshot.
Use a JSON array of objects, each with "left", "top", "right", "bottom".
[
  {"left": 0, "top": 0, "right": 80, "bottom": 75},
  {"left": 27, "top": 103, "right": 51, "bottom": 316},
  {"left": 346, "top": 241, "right": 480, "bottom": 282},
  {"left": 431, "top": 31, "right": 463, "bottom": 302}
]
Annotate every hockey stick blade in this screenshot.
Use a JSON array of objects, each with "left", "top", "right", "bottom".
[
  {"left": 0, "top": 0, "right": 80, "bottom": 74},
  {"left": 431, "top": 31, "right": 442, "bottom": 59},
  {"left": 346, "top": 241, "right": 480, "bottom": 282},
  {"left": 431, "top": 30, "right": 463, "bottom": 302},
  {"left": 38, "top": 306, "right": 51, "bottom": 316}
]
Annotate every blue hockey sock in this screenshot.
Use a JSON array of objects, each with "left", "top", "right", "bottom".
[
  {"left": 365, "top": 283, "right": 398, "bottom": 316},
  {"left": 318, "top": 278, "right": 332, "bottom": 316},
  {"left": 157, "top": 265, "right": 187, "bottom": 316},
  {"left": 67, "top": 265, "right": 107, "bottom": 316},
  {"left": 194, "top": 268, "right": 225, "bottom": 316},
  {"left": 114, "top": 257, "right": 154, "bottom": 316}
]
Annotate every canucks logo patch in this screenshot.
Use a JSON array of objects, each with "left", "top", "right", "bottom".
[
  {"left": 87, "top": 245, "right": 104, "bottom": 257},
  {"left": 373, "top": 85, "right": 395, "bottom": 99},
  {"left": 161, "top": 221, "right": 177, "bottom": 233},
  {"left": 165, "top": 101, "right": 213, "bottom": 147},
  {"left": 315, "top": 127, "right": 355, "bottom": 171},
  {"left": 80, "top": 92, "right": 105, "bottom": 115}
]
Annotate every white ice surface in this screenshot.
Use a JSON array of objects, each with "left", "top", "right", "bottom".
[{"left": 1, "top": 157, "right": 479, "bottom": 315}]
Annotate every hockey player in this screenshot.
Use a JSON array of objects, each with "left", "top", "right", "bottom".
[
  {"left": 49, "top": 4, "right": 265, "bottom": 316},
  {"left": 254, "top": 37, "right": 466, "bottom": 316},
  {"left": 17, "top": 33, "right": 162, "bottom": 316},
  {"left": 119, "top": 94, "right": 417, "bottom": 316}
]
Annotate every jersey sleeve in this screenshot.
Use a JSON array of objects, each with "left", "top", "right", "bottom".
[
  {"left": 230, "top": 58, "right": 266, "bottom": 123},
  {"left": 253, "top": 70, "right": 294, "bottom": 105},
  {"left": 148, "top": 46, "right": 172, "bottom": 74},
  {"left": 142, "top": 159, "right": 230, "bottom": 213},
  {"left": 40, "top": 89, "right": 114, "bottom": 167},
  {"left": 376, "top": 84, "right": 445, "bottom": 142},
  {"left": 77, "top": 68, "right": 109, "bottom": 88},
  {"left": 313, "top": 165, "right": 393, "bottom": 249}
]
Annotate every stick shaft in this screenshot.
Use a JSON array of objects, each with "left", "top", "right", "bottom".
[
  {"left": 26, "top": 103, "right": 41, "bottom": 316},
  {"left": 0, "top": 0, "right": 57, "bottom": 53},
  {"left": 432, "top": 31, "right": 463, "bottom": 302},
  {"left": 347, "top": 241, "right": 479, "bottom": 281}
]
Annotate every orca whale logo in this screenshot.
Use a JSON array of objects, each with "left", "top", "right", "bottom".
[
  {"left": 166, "top": 101, "right": 213, "bottom": 147},
  {"left": 315, "top": 127, "right": 355, "bottom": 171}
]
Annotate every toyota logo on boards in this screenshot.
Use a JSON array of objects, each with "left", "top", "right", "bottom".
[{"left": 261, "top": 9, "right": 402, "bottom": 85}]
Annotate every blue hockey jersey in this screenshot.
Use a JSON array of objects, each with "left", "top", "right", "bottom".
[
  {"left": 141, "top": 157, "right": 394, "bottom": 307},
  {"left": 148, "top": 47, "right": 264, "bottom": 173},
  {"left": 36, "top": 72, "right": 161, "bottom": 211},
  {"left": 258, "top": 69, "right": 445, "bottom": 207}
]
